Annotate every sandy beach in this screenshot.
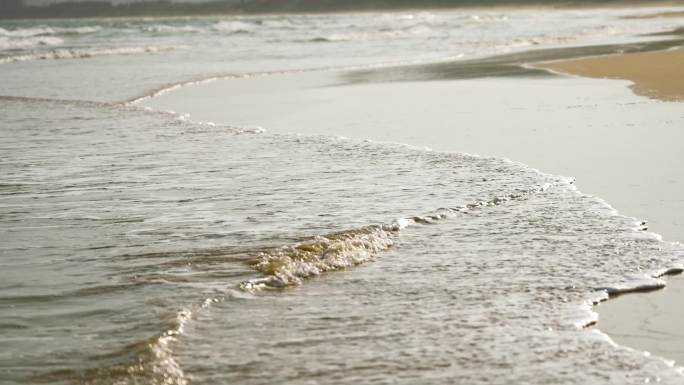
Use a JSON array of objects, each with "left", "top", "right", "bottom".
[
  {"left": 538, "top": 48, "right": 684, "bottom": 102},
  {"left": 141, "top": 41, "right": 684, "bottom": 365}
]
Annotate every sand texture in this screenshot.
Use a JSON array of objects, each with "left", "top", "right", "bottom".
[{"left": 538, "top": 48, "right": 684, "bottom": 102}]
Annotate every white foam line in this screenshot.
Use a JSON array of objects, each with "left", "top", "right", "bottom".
[{"left": 0, "top": 45, "right": 183, "bottom": 65}]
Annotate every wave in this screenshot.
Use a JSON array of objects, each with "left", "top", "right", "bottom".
[
  {"left": 153, "top": 108, "right": 267, "bottom": 133},
  {"left": 0, "top": 45, "right": 179, "bottom": 64},
  {"left": 595, "top": 265, "right": 684, "bottom": 297},
  {"left": 0, "top": 26, "right": 57, "bottom": 37},
  {"left": 143, "top": 24, "right": 201, "bottom": 34},
  {"left": 8, "top": 91, "right": 684, "bottom": 383},
  {"left": 239, "top": 181, "right": 562, "bottom": 290},
  {"left": 0, "top": 25, "right": 102, "bottom": 37},
  {"left": 102, "top": 19, "right": 296, "bottom": 36},
  {"left": 0, "top": 36, "right": 64, "bottom": 50},
  {"left": 307, "top": 35, "right": 349, "bottom": 43},
  {"left": 259, "top": 19, "right": 299, "bottom": 29},
  {"left": 55, "top": 26, "right": 103, "bottom": 35},
  {"left": 306, "top": 25, "right": 433, "bottom": 43},
  {"left": 241, "top": 223, "right": 401, "bottom": 290},
  {"left": 212, "top": 20, "right": 256, "bottom": 34},
  {"left": 36, "top": 308, "right": 192, "bottom": 385}
]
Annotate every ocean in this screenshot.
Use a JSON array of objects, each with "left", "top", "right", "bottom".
[{"left": 1, "top": 7, "right": 684, "bottom": 384}]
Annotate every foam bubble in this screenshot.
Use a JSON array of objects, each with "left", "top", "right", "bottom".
[{"left": 241, "top": 224, "right": 398, "bottom": 289}]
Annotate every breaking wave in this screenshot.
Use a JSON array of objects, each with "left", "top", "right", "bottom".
[
  {"left": 0, "top": 35, "right": 64, "bottom": 50},
  {"left": 0, "top": 45, "right": 180, "bottom": 64},
  {"left": 143, "top": 24, "right": 201, "bottom": 34},
  {"left": 212, "top": 20, "right": 256, "bottom": 34},
  {"left": 36, "top": 308, "right": 192, "bottom": 385},
  {"left": 240, "top": 181, "right": 563, "bottom": 290},
  {"left": 0, "top": 25, "right": 102, "bottom": 37}
]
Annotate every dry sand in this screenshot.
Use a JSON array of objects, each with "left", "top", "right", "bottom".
[
  {"left": 140, "top": 47, "right": 684, "bottom": 365},
  {"left": 538, "top": 48, "right": 684, "bottom": 102}
]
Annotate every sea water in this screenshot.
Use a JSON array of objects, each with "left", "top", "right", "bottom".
[{"left": 2, "top": 8, "right": 684, "bottom": 385}]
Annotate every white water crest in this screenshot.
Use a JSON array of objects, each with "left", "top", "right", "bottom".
[{"left": 0, "top": 45, "right": 180, "bottom": 64}]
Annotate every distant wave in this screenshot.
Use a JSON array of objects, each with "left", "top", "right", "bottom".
[
  {"left": 136, "top": 20, "right": 287, "bottom": 35},
  {"left": 0, "top": 45, "right": 180, "bottom": 64},
  {"left": 0, "top": 25, "right": 104, "bottom": 50},
  {"left": 140, "top": 19, "right": 305, "bottom": 36},
  {"left": 0, "top": 25, "right": 102, "bottom": 37},
  {"left": 306, "top": 26, "right": 433, "bottom": 43},
  {"left": 143, "top": 24, "right": 201, "bottom": 34},
  {"left": 212, "top": 20, "right": 256, "bottom": 34},
  {"left": 307, "top": 35, "right": 350, "bottom": 43},
  {"left": 0, "top": 35, "right": 64, "bottom": 49},
  {"left": 0, "top": 26, "right": 56, "bottom": 37}
]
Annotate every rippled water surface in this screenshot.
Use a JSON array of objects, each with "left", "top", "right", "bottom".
[{"left": 2, "top": 7, "right": 684, "bottom": 385}]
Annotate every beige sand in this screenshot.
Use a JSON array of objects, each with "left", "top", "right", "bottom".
[
  {"left": 140, "top": 58, "right": 684, "bottom": 365},
  {"left": 538, "top": 48, "right": 684, "bottom": 102}
]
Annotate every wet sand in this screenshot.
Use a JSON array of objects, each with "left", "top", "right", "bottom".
[
  {"left": 140, "top": 44, "right": 684, "bottom": 365},
  {"left": 600, "top": 274, "right": 684, "bottom": 365}
]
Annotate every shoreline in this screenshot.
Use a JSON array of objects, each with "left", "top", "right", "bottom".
[
  {"left": 531, "top": 45, "right": 684, "bottom": 364},
  {"left": 599, "top": 275, "right": 684, "bottom": 366},
  {"left": 139, "top": 39, "right": 684, "bottom": 366}
]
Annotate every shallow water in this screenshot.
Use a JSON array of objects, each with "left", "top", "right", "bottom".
[{"left": 2, "top": 8, "right": 684, "bottom": 385}]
